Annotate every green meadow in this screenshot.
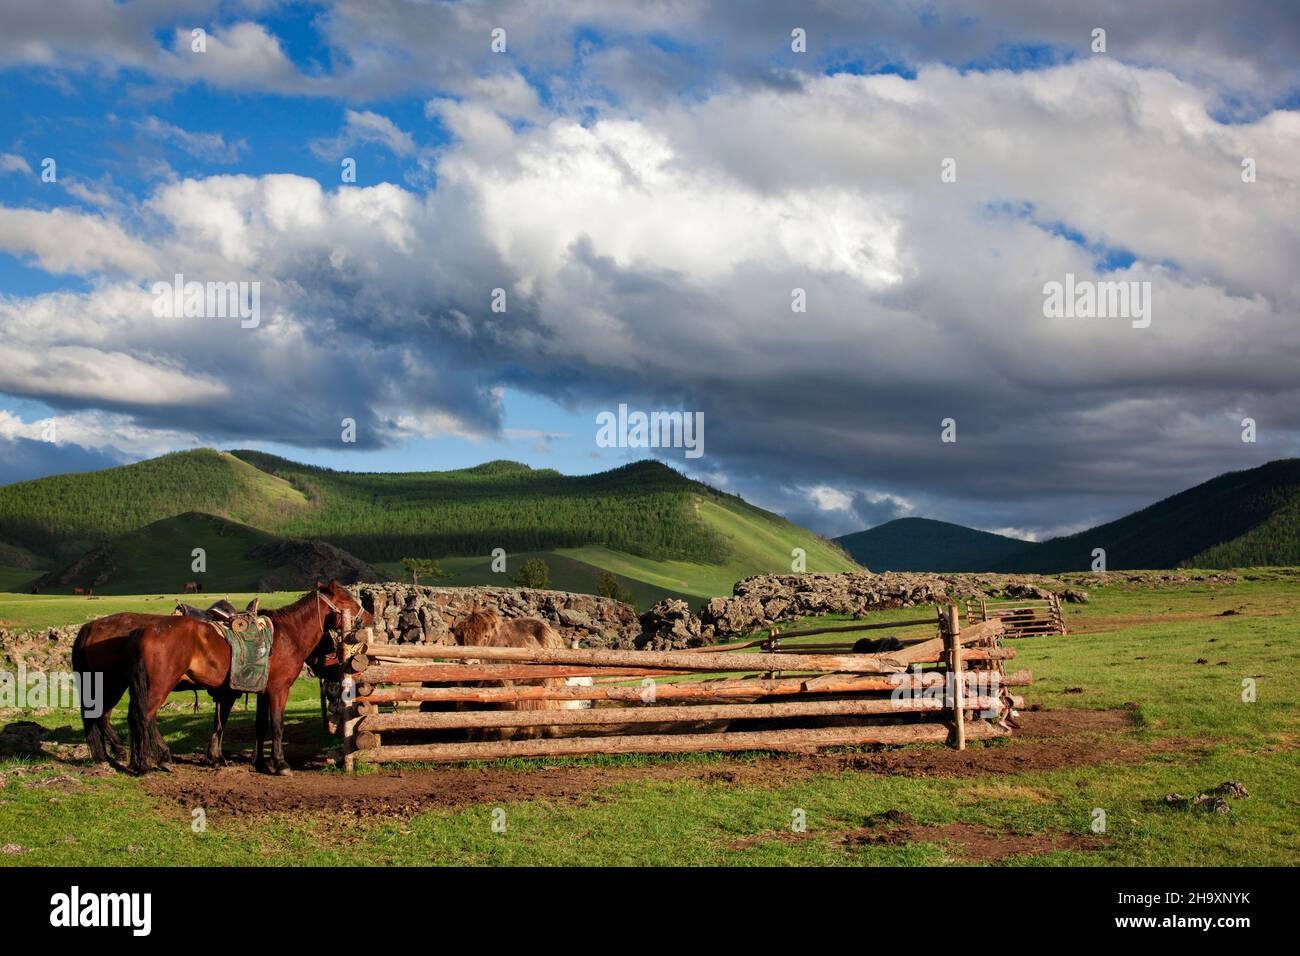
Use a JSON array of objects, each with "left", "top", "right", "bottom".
[{"left": 1, "top": 574, "right": 1296, "bottom": 866}]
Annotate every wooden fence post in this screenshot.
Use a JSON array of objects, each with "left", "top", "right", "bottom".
[
  {"left": 340, "top": 674, "right": 359, "bottom": 772},
  {"left": 946, "top": 604, "right": 965, "bottom": 751}
]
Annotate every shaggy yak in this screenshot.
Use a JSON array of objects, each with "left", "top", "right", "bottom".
[{"left": 452, "top": 609, "right": 573, "bottom": 740}]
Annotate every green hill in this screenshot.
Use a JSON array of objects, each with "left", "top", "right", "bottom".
[
  {"left": 0, "top": 449, "right": 309, "bottom": 562},
  {"left": 0, "top": 449, "right": 857, "bottom": 603},
  {"left": 835, "top": 517, "right": 1033, "bottom": 571},
  {"left": 993, "top": 459, "right": 1300, "bottom": 572},
  {"left": 34, "top": 512, "right": 385, "bottom": 595}
]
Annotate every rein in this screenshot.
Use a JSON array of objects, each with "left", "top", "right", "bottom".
[{"left": 315, "top": 591, "right": 340, "bottom": 639}]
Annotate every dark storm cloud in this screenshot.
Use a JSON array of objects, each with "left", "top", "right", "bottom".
[{"left": 0, "top": 436, "right": 124, "bottom": 486}]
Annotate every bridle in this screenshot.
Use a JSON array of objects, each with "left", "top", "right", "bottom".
[{"left": 315, "top": 589, "right": 341, "bottom": 637}]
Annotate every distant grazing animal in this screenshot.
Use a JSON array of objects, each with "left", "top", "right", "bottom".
[
  {"left": 453, "top": 609, "right": 568, "bottom": 740},
  {"left": 852, "top": 636, "right": 905, "bottom": 654},
  {"left": 72, "top": 587, "right": 85, "bottom": 595},
  {"left": 182, "top": 581, "right": 202, "bottom": 594},
  {"left": 110, "top": 581, "right": 370, "bottom": 774},
  {"left": 30, "top": 585, "right": 39, "bottom": 594}
]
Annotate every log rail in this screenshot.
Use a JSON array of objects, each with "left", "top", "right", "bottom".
[{"left": 327, "top": 604, "right": 1030, "bottom": 769}]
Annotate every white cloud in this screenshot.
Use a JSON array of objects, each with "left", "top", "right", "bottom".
[
  {"left": 0, "top": 153, "right": 31, "bottom": 174},
  {"left": 136, "top": 116, "right": 246, "bottom": 163},
  {"left": 0, "top": 207, "right": 160, "bottom": 274},
  {"left": 806, "top": 485, "right": 854, "bottom": 512},
  {"left": 0, "top": 57, "right": 1295, "bottom": 531},
  {"left": 312, "top": 109, "right": 418, "bottom": 161}
]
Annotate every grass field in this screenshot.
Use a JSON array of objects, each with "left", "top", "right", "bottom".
[{"left": 1, "top": 574, "right": 1297, "bottom": 866}]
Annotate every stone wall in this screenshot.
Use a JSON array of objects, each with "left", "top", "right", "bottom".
[
  {"left": 354, "top": 584, "right": 640, "bottom": 648},
  {"left": 693, "top": 571, "right": 1090, "bottom": 639}
]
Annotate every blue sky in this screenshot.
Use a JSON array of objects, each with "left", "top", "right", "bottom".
[{"left": 0, "top": 1, "right": 1297, "bottom": 537}]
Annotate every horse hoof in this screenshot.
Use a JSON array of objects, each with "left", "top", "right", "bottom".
[
  {"left": 273, "top": 765, "right": 292, "bottom": 777},
  {"left": 254, "top": 761, "right": 271, "bottom": 775},
  {"left": 157, "top": 762, "right": 173, "bottom": 773}
]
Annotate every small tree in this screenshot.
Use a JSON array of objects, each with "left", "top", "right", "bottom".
[
  {"left": 596, "top": 570, "right": 633, "bottom": 604},
  {"left": 513, "top": 558, "right": 551, "bottom": 589},
  {"left": 401, "top": 557, "right": 450, "bottom": 586}
]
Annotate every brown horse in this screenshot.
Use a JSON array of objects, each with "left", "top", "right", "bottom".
[
  {"left": 182, "top": 581, "right": 202, "bottom": 594},
  {"left": 453, "top": 609, "right": 568, "bottom": 740},
  {"left": 73, "top": 611, "right": 169, "bottom": 762},
  {"left": 124, "top": 581, "right": 369, "bottom": 775}
]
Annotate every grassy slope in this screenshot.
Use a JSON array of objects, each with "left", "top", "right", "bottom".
[
  {"left": 38, "top": 512, "right": 289, "bottom": 595},
  {"left": 560, "top": 497, "right": 857, "bottom": 600},
  {"left": 376, "top": 552, "right": 698, "bottom": 611},
  {"left": 0, "top": 566, "right": 41, "bottom": 593},
  {"left": 995, "top": 458, "right": 1300, "bottom": 572},
  {"left": 1, "top": 575, "right": 1296, "bottom": 865},
  {"left": 835, "top": 517, "right": 1033, "bottom": 572}
]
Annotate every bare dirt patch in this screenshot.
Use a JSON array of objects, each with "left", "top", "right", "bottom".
[
  {"left": 727, "top": 808, "right": 1108, "bottom": 861},
  {"left": 838, "top": 810, "right": 1108, "bottom": 862},
  {"left": 141, "top": 707, "right": 1186, "bottom": 820}
]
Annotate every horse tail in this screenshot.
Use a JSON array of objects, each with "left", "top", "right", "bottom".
[
  {"left": 126, "top": 631, "right": 155, "bottom": 774},
  {"left": 71, "top": 624, "right": 109, "bottom": 762}
]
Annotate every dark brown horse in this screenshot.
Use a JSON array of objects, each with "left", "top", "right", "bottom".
[
  {"left": 73, "top": 611, "right": 166, "bottom": 762},
  {"left": 123, "top": 581, "right": 369, "bottom": 775}
]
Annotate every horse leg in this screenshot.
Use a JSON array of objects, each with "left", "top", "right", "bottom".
[
  {"left": 127, "top": 648, "right": 182, "bottom": 775},
  {"left": 82, "top": 682, "right": 122, "bottom": 764},
  {"left": 253, "top": 693, "right": 270, "bottom": 774},
  {"left": 206, "top": 690, "right": 236, "bottom": 766},
  {"left": 268, "top": 685, "right": 292, "bottom": 776},
  {"left": 99, "top": 679, "right": 128, "bottom": 762}
]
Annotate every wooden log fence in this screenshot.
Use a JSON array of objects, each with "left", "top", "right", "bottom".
[
  {"left": 328, "top": 604, "right": 1030, "bottom": 768},
  {"left": 966, "top": 594, "right": 1067, "bottom": 637}
]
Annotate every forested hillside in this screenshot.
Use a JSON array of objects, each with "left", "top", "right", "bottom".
[
  {"left": 992, "top": 459, "right": 1300, "bottom": 572},
  {"left": 835, "top": 517, "right": 1032, "bottom": 571}
]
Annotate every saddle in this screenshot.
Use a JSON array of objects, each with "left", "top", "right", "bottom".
[
  {"left": 175, "top": 598, "right": 275, "bottom": 693},
  {"left": 176, "top": 598, "right": 241, "bottom": 623}
]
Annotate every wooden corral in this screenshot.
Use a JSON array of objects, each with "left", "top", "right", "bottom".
[
  {"left": 326, "top": 606, "right": 1030, "bottom": 769},
  {"left": 965, "top": 594, "right": 1066, "bottom": 637}
]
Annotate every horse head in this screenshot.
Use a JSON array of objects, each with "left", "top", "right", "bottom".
[{"left": 315, "top": 579, "right": 372, "bottom": 631}]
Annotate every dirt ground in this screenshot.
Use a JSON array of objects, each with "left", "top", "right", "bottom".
[
  {"left": 726, "top": 807, "right": 1111, "bottom": 861},
  {"left": 140, "top": 707, "right": 1197, "bottom": 820}
]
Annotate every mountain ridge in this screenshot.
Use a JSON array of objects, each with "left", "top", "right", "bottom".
[
  {"left": 0, "top": 448, "right": 857, "bottom": 602},
  {"left": 835, "top": 517, "right": 1032, "bottom": 572},
  {"left": 834, "top": 459, "right": 1300, "bottom": 573}
]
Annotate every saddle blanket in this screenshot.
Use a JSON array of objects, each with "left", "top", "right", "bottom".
[{"left": 222, "top": 616, "right": 275, "bottom": 693}]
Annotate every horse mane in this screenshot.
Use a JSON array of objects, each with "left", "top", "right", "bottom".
[{"left": 266, "top": 589, "right": 322, "bottom": 626}]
